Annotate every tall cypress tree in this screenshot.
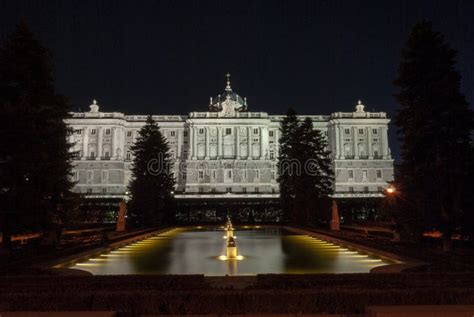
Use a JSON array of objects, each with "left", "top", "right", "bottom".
[
  {"left": 128, "top": 115, "right": 175, "bottom": 227},
  {"left": 0, "top": 22, "right": 75, "bottom": 247},
  {"left": 277, "top": 108, "right": 299, "bottom": 221},
  {"left": 394, "top": 21, "right": 473, "bottom": 249},
  {"left": 293, "top": 118, "right": 334, "bottom": 224}
]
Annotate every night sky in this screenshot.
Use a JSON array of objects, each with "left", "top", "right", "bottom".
[{"left": 1, "top": 0, "right": 473, "bottom": 160}]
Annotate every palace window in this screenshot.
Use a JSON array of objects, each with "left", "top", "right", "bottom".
[
  {"left": 127, "top": 131, "right": 132, "bottom": 137},
  {"left": 90, "top": 151, "right": 95, "bottom": 158},
  {"left": 374, "top": 150, "right": 379, "bottom": 158},
  {"left": 362, "top": 169, "right": 368, "bottom": 181},
  {"left": 349, "top": 187, "right": 354, "bottom": 193},
  {"left": 376, "top": 169, "right": 382, "bottom": 179},
  {"left": 364, "top": 186, "right": 369, "bottom": 193},
  {"left": 255, "top": 187, "right": 259, "bottom": 193},
  {"left": 105, "top": 129, "right": 111, "bottom": 135},
  {"left": 87, "top": 171, "right": 93, "bottom": 181},
  {"left": 182, "top": 172, "right": 186, "bottom": 180},
  {"left": 91, "top": 129, "right": 97, "bottom": 135},
  {"left": 104, "top": 151, "right": 110, "bottom": 158},
  {"left": 359, "top": 128, "right": 364, "bottom": 134},
  {"left": 226, "top": 187, "right": 232, "bottom": 193},
  {"left": 199, "top": 128, "right": 204, "bottom": 134},
  {"left": 183, "top": 131, "right": 188, "bottom": 137},
  {"left": 348, "top": 169, "right": 354, "bottom": 180},
  {"left": 75, "top": 129, "right": 82, "bottom": 135},
  {"left": 344, "top": 128, "right": 350, "bottom": 134},
  {"left": 373, "top": 138, "right": 378, "bottom": 142},
  {"left": 271, "top": 171, "right": 276, "bottom": 180},
  {"left": 253, "top": 128, "right": 259, "bottom": 135},
  {"left": 198, "top": 170, "right": 204, "bottom": 180},
  {"left": 372, "top": 128, "right": 378, "bottom": 134},
  {"left": 254, "top": 169, "right": 260, "bottom": 179},
  {"left": 87, "top": 188, "right": 92, "bottom": 194},
  {"left": 269, "top": 130, "right": 274, "bottom": 137},
  {"left": 270, "top": 151, "right": 275, "bottom": 160},
  {"left": 242, "top": 187, "right": 247, "bottom": 193},
  {"left": 126, "top": 152, "right": 131, "bottom": 160},
  {"left": 225, "top": 128, "right": 232, "bottom": 135},
  {"left": 170, "top": 131, "right": 176, "bottom": 137},
  {"left": 102, "top": 170, "right": 108, "bottom": 184}
]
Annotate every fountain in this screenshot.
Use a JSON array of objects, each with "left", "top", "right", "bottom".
[{"left": 226, "top": 236, "right": 237, "bottom": 258}]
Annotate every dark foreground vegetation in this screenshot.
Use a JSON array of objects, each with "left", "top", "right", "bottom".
[{"left": 0, "top": 274, "right": 473, "bottom": 315}]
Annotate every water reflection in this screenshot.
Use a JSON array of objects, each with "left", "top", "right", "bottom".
[{"left": 70, "top": 227, "right": 393, "bottom": 275}]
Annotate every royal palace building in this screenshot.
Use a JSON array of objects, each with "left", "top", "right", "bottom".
[{"left": 66, "top": 77, "right": 394, "bottom": 203}]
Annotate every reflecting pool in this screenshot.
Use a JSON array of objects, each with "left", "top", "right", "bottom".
[{"left": 70, "top": 227, "right": 394, "bottom": 275}]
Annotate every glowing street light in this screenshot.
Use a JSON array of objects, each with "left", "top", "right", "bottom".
[{"left": 384, "top": 185, "right": 396, "bottom": 195}]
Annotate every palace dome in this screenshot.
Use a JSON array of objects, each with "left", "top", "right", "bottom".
[{"left": 208, "top": 74, "right": 248, "bottom": 112}]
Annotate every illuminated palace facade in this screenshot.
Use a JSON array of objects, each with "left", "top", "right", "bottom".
[{"left": 66, "top": 78, "right": 394, "bottom": 202}]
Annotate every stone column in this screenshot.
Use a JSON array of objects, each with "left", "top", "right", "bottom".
[
  {"left": 97, "top": 127, "right": 103, "bottom": 160},
  {"left": 352, "top": 126, "right": 358, "bottom": 159},
  {"left": 235, "top": 127, "right": 240, "bottom": 159},
  {"left": 381, "top": 127, "right": 389, "bottom": 159},
  {"left": 111, "top": 127, "right": 116, "bottom": 160},
  {"left": 247, "top": 127, "right": 252, "bottom": 159},
  {"left": 192, "top": 127, "right": 197, "bottom": 160},
  {"left": 82, "top": 127, "right": 88, "bottom": 160},
  {"left": 205, "top": 127, "right": 210, "bottom": 160},
  {"left": 275, "top": 128, "right": 280, "bottom": 158},
  {"left": 367, "top": 127, "right": 372, "bottom": 159},
  {"left": 188, "top": 127, "right": 193, "bottom": 159},
  {"left": 217, "top": 127, "right": 222, "bottom": 158},
  {"left": 177, "top": 129, "right": 182, "bottom": 159},
  {"left": 339, "top": 125, "right": 345, "bottom": 159}
]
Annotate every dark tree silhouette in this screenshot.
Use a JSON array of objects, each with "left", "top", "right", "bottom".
[
  {"left": 278, "top": 110, "right": 334, "bottom": 225},
  {"left": 277, "top": 108, "right": 299, "bottom": 221},
  {"left": 128, "top": 115, "right": 175, "bottom": 227},
  {"left": 0, "top": 21, "right": 76, "bottom": 248},
  {"left": 394, "top": 21, "right": 473, "bottom": 250},
  {"left": 293, "top": 118, "right": 334, "bottom": 224}
]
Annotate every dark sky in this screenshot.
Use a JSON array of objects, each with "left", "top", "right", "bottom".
[{"left": 1, "top": 0, "right": 473, "bottom": 160}]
